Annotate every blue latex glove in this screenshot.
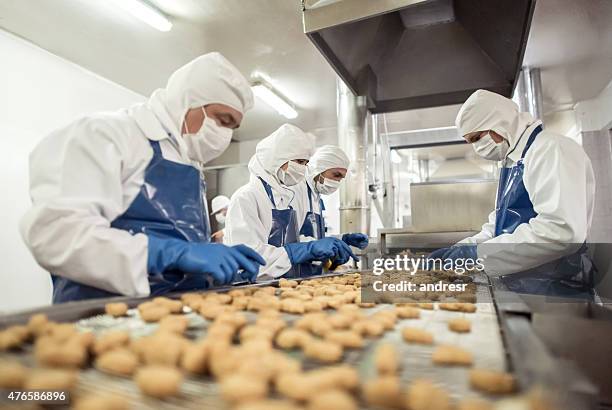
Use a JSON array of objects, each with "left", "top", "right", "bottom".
[
  {"left": 342, "top": 233, "right": 369, "bottom": 250},
  {"left": 148, "top": 236, "right": 265, "bottom": 285},
  {"left": 285, "top": 237, "right": 358, "bottom": 265}
]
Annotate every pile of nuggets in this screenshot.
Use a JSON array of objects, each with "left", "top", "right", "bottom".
[{"left": 0, "top": 273, "right": 553, "bottom": 410}]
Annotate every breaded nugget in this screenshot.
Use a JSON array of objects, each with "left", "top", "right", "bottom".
[
  {"left": 220, "top": 374, "right": 269, "bottom": 404},
  {"left": 105, "top": 302, "right": 129, "bottom": 317},
  {"left": 432, "top": 345, "right": 473, "bottom": 366},
  {"left": 401, "top": 327, "right": 434, "bottom": 344},
  {"left": 307, "top": 389, "right": 357, "bottom": 410},
  {"left": 406, "top": 379, "right": 452, "bottom": 410},
  {"left": 362, "top": 376, "right": 404, "bottom": 409},
  {"left": 134, "top": 365, "right": 183, "bottom": 398},
  {"left": 469, "top": 369, "right": 516, "bottom": 394},
  {"left": 374, "top": 343, "right": 400, "bottom": 375},
  {"left": 303, "top": 339, "right": 343, "bottom": 363},
  {"left": 95, "top": 348, "right": 139, "bottom": 376},
  {"left": 0, "top": 360, "right": 28, "bottom": 388},
  {"left": 448, "top": 318, "right": 471, "bottom": 333}
]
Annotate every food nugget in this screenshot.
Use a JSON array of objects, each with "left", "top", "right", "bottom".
[
  {"left": 135, "top": 365, "right": 183, "bottom": 398},
  {"left": 0, "top": 360, "right": 28, "bottom": 388},
  {"left": 220, "top": 374, "right": 269, "bottom": 404},
  {"left": 432, "top": 345, "right": 473, "bottom": 366},
  {"left": 469, "top": 369, "right": 516, "bottom": 394},
  {"left": 307, "top": 389, "right": 357, "bottom": 410},
  {"left": 153, "top": 297, "right": 183, "bottom": 313},
  {"left": 303, "top": 340, "right": 343, "bottom": 363},
  {"left": 34, "top": 336, "right": 87, "bottom": 368},
  {"left": 352, "top": 320, "right": 384, "bottom": 338},
  {"left": 397, "top": 306, "right": 420, "bottom": 319},
  {"left": 448, "top": 318, "right": 471, "bottom": 333},
  {"left": 324, "top": 330, "right": 364, "bottom": 349},
  {"left": 279, "top": 278, "right": 299, "bottom": 288},
  {"left": 141, "top": 333, "right": 185, "bottom": 366},
  {"left": 27, "top": 313, "right": 49, "bottom": 336},
  {"left": 180, "top": 342, "right": 209, "bottom": 374},
  {"left": 401, "top": 327, "right": 434, "bottom": 345},
  {"left": 93, "top": 331, "right": 130, "bottom": 355},
  {"left": 280, "top": 298, "right": 305, "bottom": 314},
  {"left": 95, "top": 348, "right": 139, "bottom": 376},
  {"left": 25, "top": 369, "right": 78, "bottom": 391},
  {"left": 140, "top": 305, "right": 170, "bottom": 322},
  {"left": 105, "top": 302, "right": 129, "bottom": 317},
  {"left": 374, "top": 343, "right": 400, "bottom": 375},
  {"left": 362, "top": 376, "right": 404, "bottom": 409},
  {"left": 406, "top": 379, "right": 452, "bottom": 410},
  {"left": 276, "top": 328, "right": 312, "bottom": 349},
  {"left": 158, "top": 314, "right": 190, "bottom": 334}
]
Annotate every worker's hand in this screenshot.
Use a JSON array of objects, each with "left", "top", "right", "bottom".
[
  {"left": 426, "top": 245, "right": 477, "bottom": 270},
  {"left": 331, "top": 238, "right": 359, "bottom": 265},
  {"left": 147, "top": 236, "right": 265, "bottom": 285},
  {"left": 341, "top": 233, "right": 369, "bottom": 250},
  {"left": 211, "top": 230, "right": 224, "bottom": 243},
  {"left": 284, "top": 238, "right": 358, "bottom": 265}
]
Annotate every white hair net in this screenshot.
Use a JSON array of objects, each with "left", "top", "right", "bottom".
[
  {"left": 148, "top": 52, "right": 254, "bottom": 138},
  {"left": 251, "top": 124, "right": 315, "bottom": 175},
  {"left": 455, "top": 89, "right": 535, "bottom": 146},
  {"left": 307, "top": 145, "right": 350, "bottom": 182}
]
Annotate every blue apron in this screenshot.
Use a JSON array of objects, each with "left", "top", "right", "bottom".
[
  {"left": 495, "top": 125, "right": 594, "bottom": 298},
  {"left": 297, "top": 184, "right": 326, "bottom": 275},
  {"left": 258, "top": 177, "right": 304, "bottom": 278},
  {"left": 52, "top": 139, "right": 211, "bottom": 303}
]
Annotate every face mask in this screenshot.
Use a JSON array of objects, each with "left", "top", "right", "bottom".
[
  {"left": 215, "top": 213, "right": 226, "bottom": 224},
  {"left": 183, "top": 107, "right": 233, "bottom": 163},
  {"left": 277, "top": 161, "right": 307, "bottom": 186},
  {"left": 472, "top": 132, "right": 509, "bottom": 161},
  {"left": 315, "top": 177, "right": 341, "bottom": 195}
]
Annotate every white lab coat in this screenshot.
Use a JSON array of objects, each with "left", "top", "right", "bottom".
[
  {"left": 457, "top": 114, "right": 595, "bottom": 275},
  {"left": 224, "top": 124, "right": 315, "bottom": 279}
]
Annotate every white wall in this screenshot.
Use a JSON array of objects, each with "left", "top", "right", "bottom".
[{"left": 0, "top": 30, "right": 144, "bottom": 313}]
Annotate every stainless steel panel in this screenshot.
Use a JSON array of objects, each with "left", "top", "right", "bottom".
[{"left": 410, "top": 179, "right": 496, "bottom": 232}]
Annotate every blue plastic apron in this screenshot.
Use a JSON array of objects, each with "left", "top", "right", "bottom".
[
  {"left": 258, "top": 177, "right": 303, "bottom": 278},
  {"left": 495, "top": 125, "right": 594, "bottom": 297},
  {"left": 52, "top": 139, "right": 211, "bottom": 303},
  {"left": 297, "top": 184, "right": 326, "bottom": 275}
]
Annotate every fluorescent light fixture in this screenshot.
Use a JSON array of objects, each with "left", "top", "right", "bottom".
[
  {"left": 251, "top": 81, "right": 298, "bottom": 119},
  {"left": 391, "top": 150, "right": 403, "bottom": 164},
  {"left": 111, "top": 0, "right": 172, "bottom": 32}
]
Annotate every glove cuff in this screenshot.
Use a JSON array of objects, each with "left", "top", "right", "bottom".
[{"left": 147, "top": 236, "right": 187, "bottom": 274}]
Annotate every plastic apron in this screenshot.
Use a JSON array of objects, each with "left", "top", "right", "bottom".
[
  {"left": 258, "top": 177, "right": 303, "bottom": 278},
  {"left": 494, "top": 125, "right": 595, "bottom": 298},
  {"left": 297, "top": 184, "right": 326, "bottom": 275},
  {"left": 52, "top": 139, "right": 211, "bottom": 303}
]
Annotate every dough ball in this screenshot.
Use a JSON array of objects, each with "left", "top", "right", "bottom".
[
  {"left": 152, "top": 297, "right": 183, "bottom": 313},
  {"left": 303, "top": 340, "right": 343, "bottom": 363},
  {"left": 362, "top": 376, "right": 404, "bottom": 409},
  {"left": 34, "top": 336, "right": 88, "bottom": 368},
  {"left": 303, "top": 300, "right": 324, "bottom": 312},
  {"left": 397, "top": 306, "right": 421, "bottom": 319},
  {"left": 280, "top": 298, "right": 305, "bottom": 314},
  {"left": 374, "top": 343, "right": 400, "bottom": 375},
  {"left": 95, "top": 348, "right": 139, "bottom": 376},
  {"left": 180, "top": 341, "right": 209, "bottom": 374},
  {"left": 469, "top": 369, "right": 516, "bottom": 394},
  {"left": 141, "top": 333, "right": 186, "bottom": 366},
  {"left": 432, "top": 345, "right": 473, "bottom": 366},
  {"left": 73, "top": 394, "right": 129, "bottom": 410},
  {"left": 307, "top": 389, "right": 357, "bottom": 410},
  {"left": 105, "top": 302, "right": 128, "bottom": 318},
  {"left": 25, "top": 369, "right": 78, "bottom": 391},
  {"left": 352, "top": 320, "right": 384, "bottom": 338},
  {"left": 406, "top": 379, "right": 452, "bottom": 410},
  {"left": 140, "top": 305, "right": 170, "bottom": 323},
  {"left": 324, "top": 330, "right": 364, "bottom": 349},
  {"left": 401, "top": 327, "right": 434, "bottom": 345},
  {"left": 0, "top": 360, "right": 28, "bottom": 388},
  {"left": 44, "top": 323, "right": 77, "bottom": 342},
  {"left": 448, "top": 318, "right": 471, "bottom": 333},
  {"left": 276, "top": 328, "right": 312, "bottom": 349},
  {"left": 134, "top": 365, "right": 183, "bottom": 398},
  {"left": 158, "top": 314, "right": 190, "bottom": 334},
  {"left": 279, "top": 278, "right": 299, "bottom": 288},
  {"left": 220, "top": 374, "right": 269, "bottom": 405},
  {"left": 93, "top": 331, "right": 130, "bottom": 355}
]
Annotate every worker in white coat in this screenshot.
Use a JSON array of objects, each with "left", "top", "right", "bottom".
[
  {"left": 429, "top": 89, "right": 596, "bottom": 296},
  {"left": 210, "top": 195, "right": 230, "bottom": 243},
  {"left": 20, "top": 52, "right": 265, "bottom": 303},
  {"left": 225, "top": 124, "right": 357, "bottom": 279},
  {"left": 292, "top": 145, "right": 369, "bottom": 275}
]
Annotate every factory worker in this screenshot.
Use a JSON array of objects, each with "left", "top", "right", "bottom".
[
  {"left": 293, "top": 145, "right": 369, "bottom": 274},
  {"left": 429, "top": 89, "right": 595, "bottom": 296},
  {"left": 210, "top": 195, "right": 230, "bottom": 243},
  {"left": 225, "top": 124, "right": 357, "bottom": 279},
  {"left": 20, "top": 52, "right": 265, "bottom": 303}
]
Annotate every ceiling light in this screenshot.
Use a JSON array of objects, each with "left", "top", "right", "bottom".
[
  {"left": 251, "top": 81, "right": 298, "bottom": 119},
  {"left": 111, "top": 0, "right": 172, "bottom": 32},
  {"left": 391, "top": 150, "right": 403, "bottom": 164}
]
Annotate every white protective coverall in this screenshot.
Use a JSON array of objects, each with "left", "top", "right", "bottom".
[
  {"left": 20, "top": 52, "right": 253, "bottom": 297},
  {"left": 293, "top": 145, "right": 350, "bottom": 241},
  {"left": 224, "top": 124, "right": 315, "bottom": 279},
  {"left": 456, "top": 90, "right": 595, "bottom": 276}
]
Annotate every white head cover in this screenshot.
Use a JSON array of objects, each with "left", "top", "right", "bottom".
[
  {"left": 455, "top": 89, "right": 535, "bottom": 147},
  {"left": 211, "top": 195, "right": 230, "bottom": 215},
  {"left": 307, "top": 145, "right": 350, "bottom": 183},
  {"left": 147, "top": 52, "right": 254, "bottom": 138},
  {"left": 249, "top": 124, "right": 315, "bottom": 179}
]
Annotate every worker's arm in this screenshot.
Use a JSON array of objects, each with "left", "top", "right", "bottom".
[
  {"left": 478, "top": 137, "right": 594, "bottom": 276},
  {"left": 19, "top": 117, "right": 151, "bottom": 297},
  {"left": 223, "top": 188, "right": 293, "bottom": 278},
  {"left": 458, "top": 209, "right": 496, "bottom": 244}
]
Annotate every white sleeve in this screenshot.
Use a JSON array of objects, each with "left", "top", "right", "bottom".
[
  {"left": 19, "top": 118, "right": 150, "bottom": 297},
  {"left": 458, "top": 209, "right": 497, "bottom": 244},
  {"left": 224, "top": 188, "right": 292, "bottom": 278},
  {"left": 479, "top": 138, "right": 592, "bottom": 276}
]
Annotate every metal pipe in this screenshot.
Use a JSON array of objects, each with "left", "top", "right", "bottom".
[
  {"left": 337, "top": 78, "right": 370, "bottom": 235},
  {"left": 514, "top": 67, "right": 544, "bottom": 124}
]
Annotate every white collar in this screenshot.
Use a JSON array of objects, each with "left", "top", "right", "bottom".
[{"left": 503, "top": 120, "right": 543, "bottom": 166}]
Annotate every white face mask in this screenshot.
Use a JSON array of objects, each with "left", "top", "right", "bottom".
[
  {"left": 472, "top": 132, "right": 509, "bottom": 161},
  {"left": 183, "top": 107, "right": 233, "bottom": 163},
  {"left": 215, "top": 213, "right": 226, "bottom": 224},
  {"left": 315, "top": 177, "right": 341, "bottom": 195},
  {"left": 277, "top": 161, "right": 307, "bottom": 186}
]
